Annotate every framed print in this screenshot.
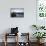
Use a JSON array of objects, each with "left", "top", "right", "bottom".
[
  {"left": 10, "top": 8, "right": 24, "bottom": 18},
  {"left": 36, "top": 0, "right": 46, "bottom": 26},
  {"left": 37, "top": 0, "right": 46, "bottom": 19}
]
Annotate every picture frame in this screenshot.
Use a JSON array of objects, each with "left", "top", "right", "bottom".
[
  {"left": 10, "top": 8, "right": 24, "bottom": 18},
  {"left": 36, "top": 0, "right": 46, "bottom": 25}
]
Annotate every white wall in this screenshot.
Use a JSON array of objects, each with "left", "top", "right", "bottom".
[{"left": 0, "top": 0, "right": 36, "bottom": 42}]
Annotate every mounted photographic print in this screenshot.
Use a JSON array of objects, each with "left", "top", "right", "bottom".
[
  {"left": 10, "top": 8, "right": 24, "bottom": 17},
  {"left": 37, "top": 0, "right": 46, "bottom": 18},
  {"left": 36, "top": 0, "right": 46, "bottom": 26}
]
